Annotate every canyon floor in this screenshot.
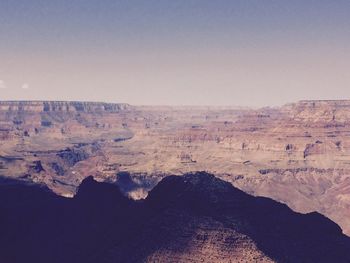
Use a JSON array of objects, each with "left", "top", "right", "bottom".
[{"left": 1, "top": 100, "right": 350, "bottom": 236}]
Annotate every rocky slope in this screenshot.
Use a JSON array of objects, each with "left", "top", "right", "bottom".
[
  {"left": 1, "top": 100, "right": 350, "bottom": 236},
  {"left": 1, "top": 172, "right": 349, "bottom": 263}
]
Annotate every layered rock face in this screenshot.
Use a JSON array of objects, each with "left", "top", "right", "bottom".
[
  {"left": 0, "top": 100, "right": 130, "bottom": 112},
  {"left": 1, "top": 100, "right": 350, "bottom": 236},
  {"left": 1, "top": 172, "right": 349, "bottom": 263}
]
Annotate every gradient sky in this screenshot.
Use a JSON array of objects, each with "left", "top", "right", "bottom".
[{"left": 1, "top": 0, "right": 350, "bottom": 106}]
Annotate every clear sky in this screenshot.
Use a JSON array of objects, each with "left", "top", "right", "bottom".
[{"left": 1, "top": 0, "right": 350, "bottom": 106}]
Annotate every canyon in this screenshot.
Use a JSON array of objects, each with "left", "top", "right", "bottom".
[{"left": 1, "top": 100, "right": 350, "bottom": 237}]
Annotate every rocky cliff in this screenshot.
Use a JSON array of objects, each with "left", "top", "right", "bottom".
[
  {"left": 1, "top": 172, "right": 349, "bottom": 263},
  {"left": 0, "top": 100, "right": 130, "bottom": 112}
]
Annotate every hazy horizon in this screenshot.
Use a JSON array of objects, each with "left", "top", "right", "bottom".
[{"left": 1, "top": 1, "right": 350, "bottom": 107}]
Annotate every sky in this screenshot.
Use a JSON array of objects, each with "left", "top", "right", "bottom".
[{"left": 0, "top": 0, "right": 350, "bottom": 107}]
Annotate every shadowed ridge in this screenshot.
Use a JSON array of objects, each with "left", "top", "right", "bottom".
[
  {"left": 68, "top": 176, "right": 138, "bottom": 263},
  {"left": 0, "top": 176, "right": 137, "bottom": 263},
  {"left": 0, "top": 177, "right": 68, "bottom": 263},
  {"left": 73, "top": 175, "right": 134, "bottom": 219},
  {"left": 144, "top": 171, "right": 350, "bottom": 263},
  {"left": 75, "top": 175, "right": 129, "bottom": 203},
  {"left": 0, "top": 176, "right": 64, "bottom": 207},
  {"left": 72, "top": 176, "right": 134, "bottom": 236},
  {"left": 146, "top": 171, "right": 250, "bottom": 210},
  {"left": 1, "top": 173, "right": 350, "bottom": 263}
]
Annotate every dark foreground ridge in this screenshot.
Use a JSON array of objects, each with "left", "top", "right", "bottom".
[{"left": 0, "top": 172, "right": 349, "bottom": 263}]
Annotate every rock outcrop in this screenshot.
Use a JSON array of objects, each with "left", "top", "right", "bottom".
[{"left": 1, "top": 173, "right": 349, "bottom": 263}]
